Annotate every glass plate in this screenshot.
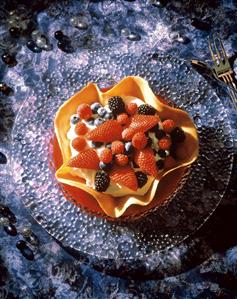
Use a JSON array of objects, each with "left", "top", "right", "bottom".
[{"left": 11, "top": 49, "right": 234, "bottom": 271}]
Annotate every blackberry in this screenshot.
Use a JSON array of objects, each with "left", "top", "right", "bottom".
[
  {"left": 108, "top": 96, "right": 125, "bottom": 116},
  {"left": 138, "top": 104, "right": 156, "bottom": 115},
  {"left": 170, "top": 127, "right": 186, "bottom": 143},
  {"left": 94, "top": 171, "right": 110, "bottom": 192},
  {"left": 156, "top": 159, "right": 164, "bottom": 170},
  {"left": 157, "top": 149, "right": 166, "bottom": 158},
  {"left": 91, "top": 141, "right": 103, "bottom": 148},
  {"left": 135, "top": 171, "right": 148, "bottom": 188}
]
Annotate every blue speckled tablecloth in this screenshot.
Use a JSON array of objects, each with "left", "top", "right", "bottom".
[{"left": 0, "top": 1, "right": 237, "bottom": 298}]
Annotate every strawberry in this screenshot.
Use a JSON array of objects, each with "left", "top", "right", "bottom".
[
  {"left": 71, "top": 137, "right": 87, "bottom": 151},
  {"left": 125, "top": 102, "right": 138, "bottom": 115},
  {"left": 130, "top": 115, "right": 159, "bottom": 133},
  {"left": 122, "top": 128, "right": 134, "bottom": 141},
  {"left": 132, "top": 132, "right": 147, "bottom": 150},
  {"left": 158, "top": 137, "right": 172, "bottom": 150},
  {"left": 111, "top": 141, "right": 125, "bottom": 155},
  {"left": 117, "top": 113, "right": 129, "bottom": 125},
  {"left": 100, "top": 148, "right": 113, "bottom": 163},
  {"left": 75, "top": 122, "right": 88, "bottom": 135},
  {"left": 134, "top": 147, "right": 158, "bottom": 177},
  {"left": 77, "top": 104, "right": 92, "bottom": 120},
  {"left": 110, "top": 165, "right": 138, "bottom": 191},
  {"left": 67, "top": 148, "right": 99, "bottom": 170},
  {"left": 115, "top": 154, "right": 129, "bottom": 166},
  {"left": 87, "top": 120, "right": 123, "bottom": 143},
  {"left": 162, "top": 119, "right": 176, "bottom": 133}
]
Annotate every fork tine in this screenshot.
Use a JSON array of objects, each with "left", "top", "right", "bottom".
[
  {"left": 216, "top": 35, "right": 229, "bottom": 64},
  {"left": 208, "top": 36, "right": 219, "bottom": 66}
]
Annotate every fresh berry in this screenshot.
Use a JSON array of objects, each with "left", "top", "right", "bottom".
[
  {"left": 156, "top": 159, "right": 164, "bottom": 170},
  {"left": 94, "top": 118, "right": 104, "bottom": 126},
  {"left": 104, "top": 113, "right": 113, "bottom": 120},
  {"left": 99, "top": 161, "right": 113, "bottom": 171},
  {"left": 164, "top": 156, "right": 176, "bottom": 169},
  {"left": 95, "top": 171, "right": 110, "bottom": 192},
  {"left": 155, "top": 129, "right": 166, "bottom": 139},
  {"left": 77, "top": 104, "right": 92, "bottom": 120},
  {"left": 170, "top": 127, "right": 186, "bottom": 143},
  {"left": 87, "top": 120, "right": 123, "bottom": 143},
  {"left": 115, "top": 154, "right": 129, "bottom": 166},
  {"left": 158, "top": 137, "right": 172, "bottom": 150},
  {"left": 130, "top": 115, "right": 159, "bottom": 134},
  {"left": 157, "top": 149, "right": 167, "bottom": 158},
  {"left": 87, "top": 118, "right": 95, "bottom": 126},
  {"left": 91, "top": 102, "right": 101, "bottom": 113},
  {"left": 71, "top": 137, "right": 87, "bottom": 151},
  {"left": 75, "top": 122, "right": 88, "bottom": 135},
  {"left": 162, "top": 119, "right": 176, "bottom": 133},
  {"left": 100, "top": 148, "right": 113, "bottom": 163},
  {"left": 91, "top": 141, "right": 103, "bottom": 148},
  {"left": 132, "top": 132, "right": 147, "bottom": 150},
  {"left": 126, "top": 102, "right": 138, "bottom": 115},
  {"left": 138, "top": 104, "right": 156, "bottom": 115},
  {"left": 110, "top": 165, "right": 138, "bottom": 191},
  {"left": 67, "top": 149, "right": 99, "bottom": 170},
  {"left": 111, "top": 141, "right": 125, "bottom": 155},
  {"left": 117, "top": 113, "right": 129, "bottom": 125},
  {"left": 122, "top": 128, "right": 134, "bottom": 141},
  {"left": 125, "top": 142, "right": 134, "bottom": 155},
  {"left": 70, "top": 114, "right": 80, "bottom": 125},
  {"left": 97, "top": 107, "right": 107, "bottom": 117},
  {"left": 134, "top": 147, "right": 157, "bottom": 176},
  {"left": 135, "top": 171, "right": 148, "bottom": 188},
  {"left": 108, "top": 96, "right": 125, "bottom": 116}
]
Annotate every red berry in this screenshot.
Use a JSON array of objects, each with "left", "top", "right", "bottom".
[
  {"left": 162, "top": 119, "right": 176, "bottom": 133},
  {"left": 71, "top": 137, "right": 87, "bottom": 151},
  {"left": 117, "top": 113, "right": 129, "bottom": 125},
  {"left": 115, "top": 154, "right": 128, "bottom": 166},
  {"left": 122, "top": 128, "right": 134, "bottom": 141},
  {"left": 74, "top": 122, "right": 88, "bottom": 135},
  {"left": 126, "top": 102, "right": 138, "bottom": 115},
  {"left": 158, "top": 137, "right": 172, "bottom": 150},
  {"left": 100, "top": 148, "right": 113, "bottom": 163},
  {"left": 111, "top": 141, "right": 125, "bottom": 155},
  {"left": 164, "top": 156, "right": 176, "bottom": 169},
  {"left": 77, "top": 104, "right": 92, "bottom": 120},
  {"left": 132, "top": 132, "right": 147, "bottom": 150}
]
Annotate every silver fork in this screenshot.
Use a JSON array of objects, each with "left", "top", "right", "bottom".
[{"left": 208, "top": 34, "right": 237, "bottom": 110}]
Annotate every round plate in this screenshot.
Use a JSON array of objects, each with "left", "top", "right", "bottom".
[{"left": 11, "top": 49, "right": 234, "bottom": 274}]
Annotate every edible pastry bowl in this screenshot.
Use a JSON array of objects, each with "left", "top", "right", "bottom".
[{"left": 54, "top": 76, "right": 199, "bottom": 219}]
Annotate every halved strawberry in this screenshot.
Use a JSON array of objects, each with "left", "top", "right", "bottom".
[
  {"left": 87, "top": 120, "right": 123, "bottom": 143},
  {"left": 110, "top": 165, "right": 138, "bottom": 191},
  {"left": 134, "top": 147, "right": 158, "bottom": 177},
  {"left": 67, "top": 148, "right": 99, "bottom": 170}
]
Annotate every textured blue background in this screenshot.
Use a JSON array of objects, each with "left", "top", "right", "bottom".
[{"left": 0, "top": 1, "right": 237, "bottom": 298}]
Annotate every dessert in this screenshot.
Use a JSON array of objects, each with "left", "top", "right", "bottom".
[{"left": 54, "top": 76, "right": 199, "bottom": 218}]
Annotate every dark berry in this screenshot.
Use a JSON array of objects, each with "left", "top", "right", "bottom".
[
  {"left": 104, "top": 113, "right": 113, "bottom": 120},
  {"left": 9, "top": 27, "right": 21, "bottom": 38},
  {"left": 94, "top": 118, "right": 104, "bottom": 126},
  {"left": 99, "top": 161, "right": 113, "bottom": 171},
  {"left": 4, "top": 224, "right": 17, "bottom": 236},
  {"left": 91, "top": 141, "right": 103, "bottom": 148},
  {"left": 95, "top": 171, "right": 110, "bottom": 192},
  {"left": 156, "top": 159, "right": 164, "bottom": 170},
  {"left": 2, "top": 53, "right": 17, "bottom": 67},
  {"left": 150, "top": 124, "right": 159, "bottom": 133},
  {"left": 87, "top": 118, "right": 94, "bottom": 126},
  {"left": 155, "top": 129, "right": 166, "bottom": 139},
  {"left": 20, "top": 246, "right": 34, "bottom": 260},
  {"left": 138, "top": 104, "right": 156, "bottom": 115},
  {"left": 0, "top": 83, "right": 13, "bottom": 96},
  {"left": 157, "top": 149, "right": 166, "bottom": 158},
  {"left": 91, "top": 102, "right": 101, "bottom": 113},
  {"left": 108, "top": 96, "right": 125, "bottom": 116},
  {"left": 170, "top": 127, "right": 186, "bottom": 143},
  {"left": 16, "top": 240, "right": 26, "bottom": 249},
  {"left": 135, "top": 171, "right": 148, "bottom": 188},
  {"left": 125, "top": 142, "right": 134, "bottom": 155},
  {"left": 54, "top": 30, "right": 64, "bottom": 40},
  {"left": 97, "top": 107, "right": 107, "bottom": 117}
]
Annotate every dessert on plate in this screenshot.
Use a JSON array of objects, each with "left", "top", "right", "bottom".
[{"left": 54, "top": 76, "right": 199, "bottom": 219}]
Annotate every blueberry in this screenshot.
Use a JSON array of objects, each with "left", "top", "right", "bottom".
[
  {"left": 99, "top": 161, "right": 113, "bottom": 171},
  {"left": 125, "top": 142, "right": 134, "bottom": 155},
  {"left": 97, "top": 107, "right": 107, "bottom": 117},
  {"left": 94, "top": 118, "right": 104, "bottom": 126},
  {"left": 91, "top": 141, "right": 103, "bottom": 148},
  {"left": 87, "top": 118, "right": 94, "bottom": 126},
  {"left": 104, "top": 113, "right": 113, "bottom": 120},
  {"left": 156, "top": 159, "right": 164, "bottom": 170},
  {"left": 70, "top": 115, "right": 80, "bottom": 125},
  {"left": 91, "top": 102, "right": 101, "bottom": 113},
  {"left": 157, "top": 149, "right": 166, "bottom": 158}
]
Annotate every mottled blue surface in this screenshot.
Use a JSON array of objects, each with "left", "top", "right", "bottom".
[{"left": 0, "top": 1, "right": 237, "bottom": 298}]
